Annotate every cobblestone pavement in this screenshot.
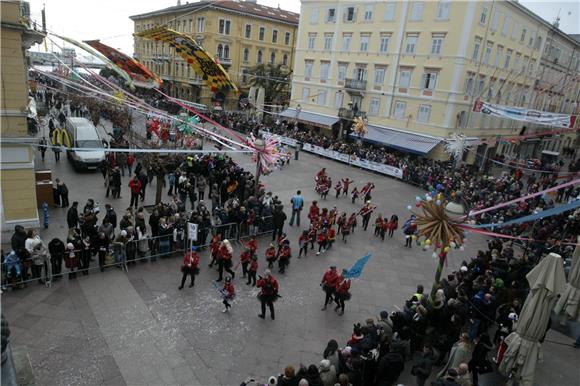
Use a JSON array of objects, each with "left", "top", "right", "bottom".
[{"left": 1, "top": 116, "right": 578, "bottom": 386}]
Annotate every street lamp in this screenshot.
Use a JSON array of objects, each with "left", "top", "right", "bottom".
[{"left": 254, "top": 138, "right": 265, "bottom": 195}]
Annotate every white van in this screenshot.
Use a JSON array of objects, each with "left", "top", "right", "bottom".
[{"left": 65, "top": 117, "right": 106, "bottom": 170}]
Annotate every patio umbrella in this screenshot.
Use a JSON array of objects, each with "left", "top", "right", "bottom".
[
  {"left": 554, "top": 236, "right": 580, "bottom": 321},
  {"left": 498, "top": 252, "right": 566, "bottom": 386}
]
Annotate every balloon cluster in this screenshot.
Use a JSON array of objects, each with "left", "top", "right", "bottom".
[{"left": 248, "top": 133, "right": 283, "bottom": 176}]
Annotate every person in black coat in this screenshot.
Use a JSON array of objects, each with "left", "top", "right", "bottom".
[
  {"left": 104, "top": 205, "right": 117, "bottom": 229},
  {"left": 272, "top": 205, "right": 287, "bottom": 241},
  {"left": 67, "top": 202, "right": 79, "bottom": 229},
  {"left": 11, "top": 225, "right": 27, "bottom": 257},
  {"left": 375, "top": 345, "right": 405, "bottom": 386},
  {"left": 48, "top": 238, "right": 65, "bottom": 280}
]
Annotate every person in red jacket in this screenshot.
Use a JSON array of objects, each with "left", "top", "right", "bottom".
[
  {"left": 359, "top": 201, "right": 377, "bottom": 231},
  {"left": 257, "top": 270, "right": 279, "bottom": 320},
  {"left": 179, "top": 246, "right": 200, "bottom": 289},
  {"left": 334, "top": 180, "right": 342, "bottom": 198},
  {"left": 217, "top": 239, "right": 235, "bottom": 282},
  {"left": 246, "top": 254, "right": 258, "bottom": 286},
  {"left": 341, "top": 178, "right": 353, "bottom": 195},
  {"left": 326, "top": 227, "right": 336, "bottom": 250},
  {"left": 276, "top": 232, "right": 288, "bottom": 258},
  {"left": 388, "top": 214, "right": 399, "bottom": 238},
  {"left": 336, "top": 212, "right": 347, "bottom": 234},
  {"left": 321, "top": 266, "right": 340, "bottom": 311},
  {"left": 128, "top": 175, "right": 142, "bottom": 209},
  {"left": 265, "top": 243, "right": 277, "bottom": 268},
  {"left": 247, "top": 236, "right": 258, "bottom": 254},
  {"left": 278, "top": 244, "right": 291, "bottom": 274},
  {"left": 334, "top": 270, "right": 351, "bottom": 315},
  {"left": 374, "top": 215, "right": 384, "bottom": 237},
  {"left": 308, "top": 201, "right": 320, "bottom": 223},
  {"left": 208, "top": 234, "right": 222, "bottom": 268},
  {"left": 298, "top": 230, "right": 309, "bottom": 258},
  {"left": 308, "top": 224, "right": 318, "bottom": 251},
  {"left": 380, "top": 217, "right": 390, "bottom": 241},
  {"left": 316, "top": 228, "right": 327, "bottom": 255},
  {"left": 220, "top": 276, "right": 235, "bottom": 313},
  {"left": 240, "top": 246, "right": 252, "bottom": 278},
  {"left": 126, "top": 154, "right": 135, "bottom": 176}
]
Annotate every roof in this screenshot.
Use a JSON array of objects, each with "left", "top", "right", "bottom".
[
  {"left": 130, "top": 1, "right": 299, "bottom": 25},
  {"left": 351, "top": 124, "right": 442, "bottom": 155},
  {"left": 279, "top": 108, "right": 339, "bottom": 128}
]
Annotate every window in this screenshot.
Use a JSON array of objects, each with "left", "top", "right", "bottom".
[
  {"left": 417, "top": 104, "right": 431, "bottom": 122},
  {"left": 504, "top": 49, "right": 512, "bottom": 69},
  {"left": 243, "top": 48, "right": 250, "bottom": 62},
  {"left": 272, "top": 30, "right": 278, "bottom": 43},
  {"left": 242, "top": 68, "right": 249, "bottom": 83},
  {"left": 405, "top": 34, "right": 418, "bottom": 54},
  {"left": 310, "top": 7, "right": 319, "bottom": 24},
  {"left": 360, "top": 34, "right": 370, "bottom": 52},
  {"left": 514, "top": 53, "right": 521, "bottom": 71},
  {"left": 421, "top": 71, "right": 437, "bottom": 90},
  {"left": 369, "top": 97, "right": 380, "bottom": 115},
  {"left": 431, "top": 34, "right": 444, "bottom": 55},
  {"left": 189, "top": 19, "right": 193, "bottom": 32},
  {"left": 282, "top": 54, "right": 288, "bottom": 66},
  {"left": 217, "top": 44, "right": 223, "bottom": 59},
  {"left": 245, "top": 24, "right": 252, "bottom": 39},
  {"left": 399, "top": 69, "right": 412, "bottom": 88},
  {"left": 334, "top": 92, "right": 344, "bottom": 108},
  {"left": 285, "top": 32, "right": 291, "bottom": 45},
  {"left": 270, "top": 52, "right": 276, "bottom": 64},
  {"left": 410, "top": 2, "right": 424, "bottom": 20},
  {"left": 177, "top": 20, "right": 181, "bottom": 32},
  {"left": 326, "top": 8, "right": 336, "bottom": 23},
  {"left": 304, "top": 60, "right": 313, "bottom": 79},
  {"left": 464, "top": 73, "right": 475, "bottom": 95},
  {"left": 342, "top": 34, "right": 352, "bottom": 51},
  {"left": 197, "top": 17, "right": 205, "bottom": 33},
  {"left": 344, "top": 6, "right": 356, "bottom": 22},
  {"left": 223, "top": 45, "right": 230, "bottom": 59},
  {"left": 535, "top": 35, "right": 542, "bottom": 50},
  {"left": 476, "top": 76, "right": 485, "bottom": 96},
  {"left": 374, "top": 67, "right": 386, "bottom": 85},
  {"left": 394, "top": 101, "right": 406, "bottom": 119},
  {"left": 384, "top": 3, "right": 396, "bottom": 21},
  {"left": 511, "top": 22, "right": 518, "bottom": 40},
  {"left": 259, "top": 27, "right": 265, "bottom": 41},
  {"left": 520, "top": 28, "right": 527, "bottom": 43},
  {"left": 472, "top": 37, "right": 482, "bottom": 60},
  {"left": 320, "top": 61, "right": 330, "bottom": 82},
  {"left": 317, "top": 90, "right": 327, "bottom": 105},
  {"left": 480, "top": 6, "right": 488, "bottom": 24},
  {"left": 495, "top": 46, "right": 503, "bottom": 67},
  {"left": 436, "top": 0, "right": 450, "bottom": 20},
  {"left": 180, "top": 63, "right": 184, "bottom": 77},
  {"left": 379, "top": 34, "right": 390, "bottom": 53},
  {"left": 218, "top": 19, "right": 231, "bottom": 35},
  {"left": 308, "top": 33, "right": 316, "bottom": 50},
  {"left": 302, "top": 87, "right": 310, "bottom": 102},
  {"left": 490, "top": 11, "right": 499, "bottom": 32},
  {"left": 257, "top": 50, "right": 263, "bottom": 64},
  {"left": 502, "top": 16, "right": 510, "bottom": 36},
  {"left": 354, "top": 67, "right": 367, "bottom": 81},
  {"left": 528, "top": 32, "right": 535, "bottom": 47},
  {"left": 338, "top": 63, "right": 347, "bottom": 81},
  {"left": 483, "top": 42, "right": 493, "bottom": 65},
  {"left": 324, "top": 33, "right": 333, "bottom": 50},
  {"left": 364, "top": 4, "right": 373, "bottom": 21}
]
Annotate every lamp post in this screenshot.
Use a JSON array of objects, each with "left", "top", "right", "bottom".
[
  {"left": 254, "top": 138, "right": 265, "bottom": 195},
  {"left": 428, "top": 198, "right": 465, "bottom": 302}
]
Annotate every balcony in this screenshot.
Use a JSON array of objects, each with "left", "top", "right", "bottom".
[
  {"left": 338, "top": 108, "right": 367, "bottom": 120},
  {"left": 217, "top": 56, "right": 232, "bottom": 67},
  {"left": 345, "top": 78, "right": 367, "bottom": 95}
]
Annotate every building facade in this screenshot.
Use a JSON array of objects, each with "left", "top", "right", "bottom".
[
  {"left": 131, "top": 0, "right": 298, "bottom": 110},
  {"left": 287, "top": 0, "right": 580, "bottom": 161},
  {"left": 1, "top": 0, "right": 45, "bottom": 232}
]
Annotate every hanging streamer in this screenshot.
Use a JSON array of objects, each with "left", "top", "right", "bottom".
[{"left": 460, "top": 225, "right": 580, "bottom": 246}]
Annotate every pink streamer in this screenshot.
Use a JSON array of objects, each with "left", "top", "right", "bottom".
[
  {"left": 468, "top": 178, "right": 580, "bottom": 217},
  {"left": 460, "top": 225, "right": 580, "bottom": 246}
]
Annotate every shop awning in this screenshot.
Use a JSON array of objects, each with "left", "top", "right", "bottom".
[
  {"left": 352, "top": 124, "right": 442, "bottom": 155},
  {"left": 279, "top": 108, "right": 340, "bottom": 128}
]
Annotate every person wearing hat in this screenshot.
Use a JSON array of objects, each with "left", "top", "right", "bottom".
[
  {"left": 257, "top": 269, "right": 279, "bottom": 320},
  {"left": 179, "top": 246, "right": 200, "bottom": 289},
  {"left": 64, "top": 242, "right": 79, "bottom": 279},
  {"left": 220, "top": 276, "right": 235, "bottom": 313},
  {"left": 320, "top": 266, "right": 339, "bottom": 311},
  {"left": 334, "top": 270, "right": 351, "bottom": 315},
  {"left": 318, "top": 359, "right": 336, "bottom": 386},
  {"left": 216, "top": 239, "right": 235, "bottom": 282},
  {"left": 246, "top": 254, "right": 258, "bottom": 286},
  {"left": 265, "top": 243, "right": 277, "bottom": 268},
  {"left": 358, "top": 201, "right": 376, "bottom": 231}
]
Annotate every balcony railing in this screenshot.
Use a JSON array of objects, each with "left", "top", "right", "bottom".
[
  {"left": 345, "top": 78, "right": 367, "bottom": 91},
  {"left": 217, "top": 56, "right": 232, "bottom": 65},
  {"left": 338, "top": 108, "right": 367, "bottom": 120}
]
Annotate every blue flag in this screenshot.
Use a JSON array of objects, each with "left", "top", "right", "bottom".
[{"left": 343, "top": 253, "right": 372, "bottom": 279}]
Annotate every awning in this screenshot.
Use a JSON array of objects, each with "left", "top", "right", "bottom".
[
  {"left": 352, "top": 124, "right": 441, "bottom": 155},
  {"left": 279, "top": 108, "right": 340, "bottom": 128}
]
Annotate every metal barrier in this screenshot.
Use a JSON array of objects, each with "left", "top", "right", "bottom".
[{"left": 1, "top": 217, "right": 274, "bottom": 291}]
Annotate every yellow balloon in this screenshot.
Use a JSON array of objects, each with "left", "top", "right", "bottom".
[
  {"left": 425, "top": 239, "right": 431, "bottom": 245},
  {"left": 444, "top": 246, "right": 450, "bottom": 253}
]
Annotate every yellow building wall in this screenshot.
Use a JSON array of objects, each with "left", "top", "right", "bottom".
[{"left": 1, "top": 168, "right": 37, "bottom": 221}]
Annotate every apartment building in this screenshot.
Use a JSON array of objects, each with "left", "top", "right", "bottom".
[
  {"left": 131, "top": 0, "right": 298, "bottom": 110},
  {"left": 286, "top": 0, "right": 580, "bottom": 161},
  {"left": 1, "top": 1, "right": 45, "bottom": 231}
]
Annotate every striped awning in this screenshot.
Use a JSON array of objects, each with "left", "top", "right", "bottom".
[
  {"left": 352, "top": 124, "right": 442, "bottom": 155},
  {"left": 279, "top": 108, "right": 340, "bottom": 128}
]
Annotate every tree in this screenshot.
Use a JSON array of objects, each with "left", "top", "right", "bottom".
[{"left": 247, "top": 64, "right": 292, "bottom": 105}]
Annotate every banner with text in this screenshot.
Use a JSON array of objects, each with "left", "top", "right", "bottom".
[{"left": 472, "top": 99, "right": 577, "bottom": 128}]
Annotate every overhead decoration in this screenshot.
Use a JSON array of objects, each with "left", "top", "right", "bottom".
[
  {"left": 248, "top": 133, "right": 282, "bottom": 176},
  {"left": 135, "top": 26, "right": 238, "bottom": 93},
  {"left": 473, "top": 99, "right": 577, "bottom": 128},
  {"left": 351, "top": 116, "right": 368, "bottom": 137},
  {"left": 444, "top": 133, "right": 469, "bottom": 161},
  {"left": 84, "top": 40, "right": 163, "bottom": 89},
  {"left": 178, "top": 115, "right": 200, "bottom": 135},
  {"left": 50, "top": 33, "right": 135, "bottom": 88},
  {"left": 414, "top": 200, "right": 465, "bottom": 248}
]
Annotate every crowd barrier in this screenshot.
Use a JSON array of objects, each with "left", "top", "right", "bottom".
[
  {"left": 259, "top": 130, "right": 404, "bottom": 179},
  {"left": 1, "top": 216, "right": 274, "bottom": 290}
]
